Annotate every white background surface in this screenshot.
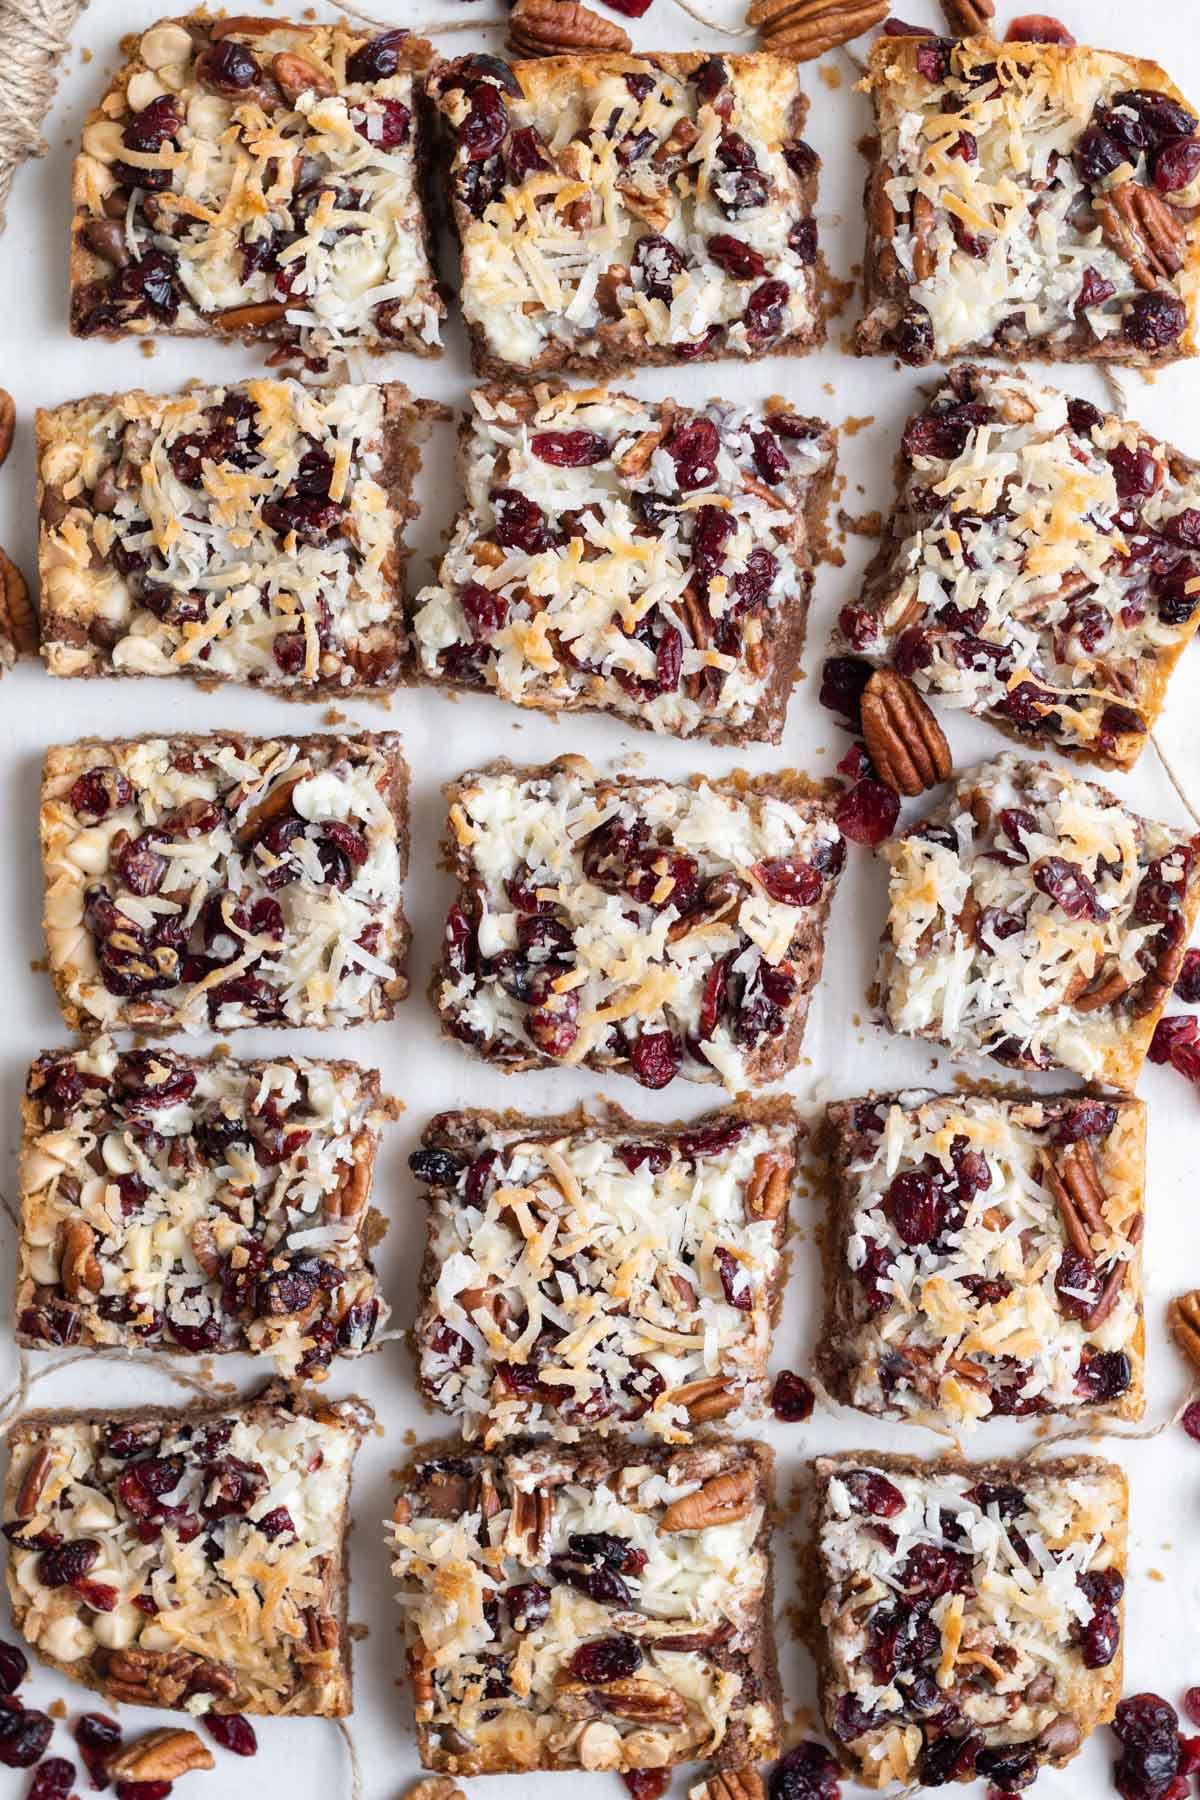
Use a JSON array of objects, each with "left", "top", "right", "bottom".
[{"left": 2, "top": 0, "right": 1200, "bottom": 1794}]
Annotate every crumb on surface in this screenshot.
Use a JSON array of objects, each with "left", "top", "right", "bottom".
[
  {"left": 819, "top": 64, "right": 841, "bottom": 89},
  {"left": 842, "top": 415, "right": 874, "bottom": 436}
]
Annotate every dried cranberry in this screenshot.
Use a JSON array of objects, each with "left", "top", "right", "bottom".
[
  {"left": 203, "top": 1713, "right": 256, "bottom": 1756},
  {"left": 1114, "top": 88, "right": 1198, "bottom": 146},
  {"left": 0, "top": 1712, "right": 52, "bottom": 1770},
  {"left": 38, "top": 1539, "right": 99, "bottom": 1588},
  {"left": 736, "top": 547, "right": 778, "bottom": 608},
  {"left": 744, "top": 278, "right": 789, "bottom": 342},
  {"left": 0, "top": 1649, "right": 24, "bottom": 1702},
  {"left": 1074, "top": 269, "right": 1117, "bottom": 320},
  {"left": 713, "top": 1245, "right": 752, "bottom": 1310},
  {"left": 1032, "top": 856, "right": 1107, "bottom": 921},
  {"left": 654, "top": 626, "right": 683, "bottom": 692},
  {"left": 631, "top": 232, "right": 685, "bottom": 302},
  {"left": 601, "top": 0, "right": 651, "bottom": 12},
  {"left": 345, "top": 28, "right": 408, "bottom": 82},
  {"left": 70, "top": 768, "right": 132, "bottom": 820},
  {"left": 75, "top": 1713, "right": 121, "bottom": 1789},
  {"left": 1157, "top": 560, "right": 1200, "bottom": 624},
  {"left": 1174, "top": 948, "right": 1200, "bottom": 1004},
  {"left": 843, "top": 1470, "right": 904, "bottom": 1517},
  {"left": 111, "top": 249, "right": 181, "bottom": 323},
  {"left": 1126, "top": 292, "right": 1188, "bottom": 352},
  {"left": 820, "top": 655, "right": 872, "bottom": 724},
  {"left": 526, "top": 987, "right": 579, "bottom": 1058},
  {"left": 707, "top": 233, "right": 767, "bottom": 279},
  {"left": 352, "top": 98, "right": 410, "bottom": 148},
  {"left": 124, "top": 94, "right": 179, "bottom": 153},
  {"left": 1055, "top": 1246, "right": 1103, "bottom": 1320},
  {"left": 459, "top": 82, "right": 508, "bottom": 161},
  {"left": 115, "top": 1785, "right": 173, "bottom": 1800},
  {"left": 459, "top": 581, "right": 508, "bottom": 641},
  {"left": 1080, "top": 1604, "right": 1122, "bottom": 1669},
  {"left": 1110, "top": 442, "right": 1161, "bottom": 501},
  {"left": 891, "top": 306, "right": 935, "bottom": 365},
  {"left": 27, "top": 1760, "right": 76, "bottom": 1800},
  {"left": 1150, "top": 1015, "right": 1199, "bottom": 1066},
  {"left": 1077, "top": 1349, "right": 1132, "bottom": 1402},
  {"left": 570, "top": 1633, "right": 642, "bottom": 1683},
  {"left": 199, "top": 36, "right": 258, "bottom": 92},
  {"left": 630, "top": 1030, "right": 680, "bottom": 1089},
  {"left": 883, "top": 1170, "right": 943, "bottom": 1246},
  {"left": 615, "top": 1142, "right": 671, "bottom": 1175},
  {"left": 1153, "top": 135, "right": 1200, "bottom": 194},
  {"left": 769, "top": 1742, "right": 841, "bottom": 1800},
  {"left": 1053, "top": 1100, "right": 1117, "bottom": 1143},
  {"left": 902, "top": 401, "right": 992, "bottom": 463},
  {"left": 1113, "top": 1693, "right": 1183, "bottom": 1800},
  {"left": 837, "top": 779, "right": 900, "bottom": 846},
  {"left": 1006, "top": 14, "right": 1075, "bottom": 41},
  {"left": 915, "top": 40, "right": 952, "bottom": 82},
  {"left": 492, "top": 487, "right": 551, "bottom": 553},
  {"left": 530, "top": 429, "right": 609, "bottom": 468},
  {"left": 751, "top": 428, "right": 788, "bottom": 485},
  {"left": 690, "top": 504, "right": 735, "bottom": 579},
  {"left": 669, "top": 417, "right": 720, "bottom": 491},
  {"left": 622, "top": 1774, "right": 669, "bottom": 1800},
  {"left": 976, "top": 1744, "right": 1038, "bottom": 1790},
  {"left": 771, "top": 1370, "right": 814, "bottom": 1421},
  {"left": 753, "top": 856, "right": 822, "bottom": 906},
  {"left": 677, "top": 1122, "right": 746, "bottom": 1162}
]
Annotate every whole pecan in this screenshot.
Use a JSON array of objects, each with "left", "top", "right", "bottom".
[
  {"left": 940, "top": 0, "right": 995, "bottom": 30},
  {"left": 747, "top": 0, "right": 889, "bottom": 59},
  {"left": 660, "top": 1464, "right": 756, "bottom": 1532},
  {"left": 1097, "top": 183, "right": 1187, "bottom": 291},
  {"left": 272, "top": 50, "right": 335, "bottom": 103},
  {"left": 744, "top": 1149, "right": 792, "bottom": 1219},
  {"left": 0, "top": 389, "right": 13, "bottom": 469},
  {"left": 1171, "top": 1290, "right": 1200, "bottom": 1371},
  {"left": 860, "top": 669, "right": 953, "bottom": 796},
  {"left": 508, "top": 0, "right": 631, "bottom": 55},
  {"left": 667, "top": 1375, "right": 738, "bottom": 1423},
  {"left": 0, "top": 551, "right": 37, "bottom": 658},
  {"left": 106, "top": 1728, "right": 216, "bottom": 1782},
  {"left": 406, "top": 1783, "right": 466, "bottom": 1800},
  {"left": 60, "top": 1219, "right": 102, "bottom": 1298},
  {"left": 695, "top": 1771, "right": 766, "bottom": 1800}
]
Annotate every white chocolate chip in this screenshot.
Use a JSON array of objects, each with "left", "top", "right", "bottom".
[
  {"left": 126, "top": 71, "right": 166, "bottom": 112},
  {"left": 82, "top": 118, "right": 126, "bottom": 164},
  {"left": 41, "top": 1613, "right": 94, "bottom": 1661},
  {"left": 186, "top": 93, "right": 231, "bottom": 140},
  {"left": 578, "top": 1723, "right": 622, "bottom": 1771},
  {"left": 139, "top": 22, "right": 194, "bottom": 69}
]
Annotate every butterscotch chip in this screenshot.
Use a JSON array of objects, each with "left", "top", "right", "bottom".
[{"left": 389, "top": 1440, "right": 779, "bottom": 1774}]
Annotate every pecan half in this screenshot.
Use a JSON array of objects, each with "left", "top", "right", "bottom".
[
  {"left": 508, "top": 0, "right": 631, "bottom": 54},
  {"left": 940, "top": 0, "right": 994, "bottom": 29},
  {"left": 744, "top": 1149, "right": 792, "bottom": 1220},
  {"left": 692, "top": 1770, "right": 766, "bottom": 1800},
  {"left": 272, "top": 51, "right": 335, "bottom": 102},
  {"left": 102, "top": 1649, "right": 236, "bottom": 1709},
  {"left": 235, "top": 769, "right": 306, "bottom": 847},
  {"left": 510, "top": 1486, "right": 553, "bottom": 1556},
  {"left": 406, "top": 1783, "right": 466, "bottom": 1800},
  {"left": 0, "top": 551, "right": 37, "bottom": 657},
  {"left": 557, "top": 1679, "right": 687, "bottom": 1724},
  {"left": 106, "top": 1729, "right": 215, "bottom": 1783},
  {"left": 668, "top": 1375, "right": 738, "bottom": 1423},
  {"left": 1086, "top": 1214, "right": 1142, "bottom": 1328},
  {"left": 617, "top": 409, "right": 676, "bottom": 479},
  {"left": 747, "top": 0, "right": 889, "bottom": 59},
  {"left": 60, "top": 1219, "right": 102, "bottom": 1298},
  {"left": 860, "top": 669, "right": 953, "bottom": 796},
  {"left": 1071, "top": 967, "right": 1132, "bottom": 1014},
  {"left": 660, "top": 1465, "right": 756, "bottom": 1532},
  {"left": 0, "top": 390, "right": 13, "bottom": 469},
  {"left": 911, "top": 192, "right": 936, "bottom": 282},
  {"left": 214, "top": 299, "right": 288, "bottom": 331},
  {"left": 14, "top": 1445, "right": 53, "bottom": 1520},
  {"left": 1042, "top": 1141, "right": 1109, "bottom": 1252},
  {"left": 1170, "top": 1289, "right": 1200, "bottom": 1371},
  {"left": 1097, "top": 182, "right": 1186, "bottom": 290}
]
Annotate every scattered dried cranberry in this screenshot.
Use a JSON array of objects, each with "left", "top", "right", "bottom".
[
  {"left": 616, "top": 1141, "right": 671, "bottom": 1175},
  {"left": 820, "top": 656, "right": 872, "bottom": 725},
  {"left": 459, "top": 581, "right": 508, "bottom": 641},
  {"left": 714, "top": 1244, "right": 752, "bottom": 1310},
  {"left": 1076, "top": 265, "right": 1117, "bottom": 311},
  {"left": 629, "top": 1030, "right": 680, "bottom": 1089},
  {"left": 1055, "top": 1246, "right": 1103, "bottom": 1320},
  {"left": 0, "top": 1647, "right": 26, "bottom": 1696},
  {"left": 0, "top": 1711, "right": 52, "bottom": 1770},
  {"left": 1113, "top": 1693, "right": 1183, "bottom": 1800},
  {"left": 69, "top": 769, "right": 132, "bottom": 820},
  {"left": 601, "top": 0, "right": 652, "bottom": 13},
  {"left": 38, "top": 1539, "right": 99, "bottom": 1588},
  {"left": 203, "top": 1713, "right": 256, "bottom": 1757},
  {"left": 1174, "top": 949, "right": 1200, "bottom": 1003},
  {"left": 1006, "top": 14, "right": 1075, "bottom": 41},
  {"left": 115, "top": 1785, "right": 173, "bottom": 1800},
  {"left": 836, "top": 779, "right": 900, "bottom": 846},
  {"left": 631, "top": 232, "right": 685, "bottom": 302},
  {"left": 199, "top": 37, "right": 258, "bottom": 92},
  {"left": 75, "top": 1714, "right": 121, "bottom": 1790},
  {"left": 570, "top": 1633, "right": 643, "bottom": 1683},
  {"left": 902, "top": 401, "right": 992, "bottom": 463},
  {"left": 1077, "top": 1350, "right": 1132, "bottom": 1403},
  {"left": 27, "top": 1761, "right": 75, "bottom": 1800},
  {"left": 769, "top": 1742, "right": 841, "bottom": 1800},
  {"left": 459, "top": 83, "right": 508, "bottom": 162},
  {"left": 492, "top": 486, "right": 551, "bottom": 553},
  {"left": 622, "top": 1773, "right": 669, "bottom": 1800},
  {"left": 531, "top": 429, "right": 608, "bottom": 467},
  {"left": 771, "top": 1370, "right": 815, "bottom": 1422}
]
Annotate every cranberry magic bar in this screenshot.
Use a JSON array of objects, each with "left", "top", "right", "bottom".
[
  {"left": 389, "top": 1439, "right": 780, "bottom": 1774},
  {"left": 17, "top": 1043, "right": 392, "bottom": 1374},
  {"left": 819, "top": 1091, "right": 1145, "bottom": 1429},
  {"left": 856, "top": 34, "right": 1200, "bottom": 367},
  {"left": 37, "top": 380, "right": 429, "bottom": 692},
  {"left": 411, "top": 385, "right": 834, "bottom": 742},
  {"left": 410, "top": 1101, "right": 798, "bottom": 1444},
  {"left": 3, "top": 1384, "right": 370, "bottom": 1716},
  {"left": 41, "top": 732, "right": 409, "bottom": 1037},
  {"left": 435, "top": 757, "right": 845, "bottom": 1093},
  {"left": 834, "top": 367, "right": 1200, "bottom": 771},
  {"left": 812, "top": 1452, "right": 1127, "bottom": 1790},
  {"left": 876, "top": 755, "right": 1200, "bottom": 1088},
  {"left": 70, "top": 16, "right": 442, "bottom": 357},
  {"left": 429, "top": 52, "right": 823, "bottom": 378}
]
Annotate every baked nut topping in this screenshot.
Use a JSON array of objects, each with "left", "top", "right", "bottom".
[
  {"left": 40, "top": 731, "right": 410, "bottom": 1037},
  {"left": 820, "top": 1091, "right": 1145, "bottom": 1427},
  {"left": 411, "top": 1101, "right": 797, "bottom": 1444},
  {"left": 412, "top": 385, "right": 834, "bottom": 743},
  {"left": 434, "top": 757, "right": 845, "bottom": 1093},
  {"left": 856, "top": 34, "right": 1200, "bottom": 366},
  {"left": 836, "top": 367, "right": 1200, "bottom": 771},
  {"left": 389, "top": 1440, "right": 779, "bottom": 1775},
  {"left": 37, "top": 381, "right": 429, "bottom": 692},
  {"left": 814, "top": 1452, "right": 1127, "bottom": 1790},
  {"left": 429, "top": 52, "right": 823, "bottom": 377},
  {"left": 2, "top": 1384, "right": 372, "bottom": 1717},
  {"left": 876, "top": 753, "right": 1200, "bottom": 1088},
  {"left": 17, "top": 1042, "right": 391, "bottom": 1374},
  {"left": 69, "top": 16, "right": 443, "bottom": 358}
]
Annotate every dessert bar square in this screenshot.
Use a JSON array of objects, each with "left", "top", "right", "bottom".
[
  {"left": 429, "top": 52, "right": 823, "bottom": 377},
  {"left": 70, "top": 15, "right": 443, "bottom": 357},
  {"left": 17, "top": 1042, "right": 393, "bottom": 1373},
  {"left": 410, "top": 1099, "right": 798, "bottom": 1443},
  {"left": 855, "top": 33, "right": 1200, "bottom": 367},
  {"left": 411, "top": 383, "right": 834, "bottom": 743},
  {"left": 389, "top": 1438, "right": 780, "bottom": 1774},
  {"left": 835, "top": 366, "right": 1200, "bottom": 771},
  {"left": 41, "top": 731, "right": 409, "bottom": 1037},
  {"left": 3, "top": 1383, "right": 372, "bottom": 1716},
  {"left": 435, "top": 756, "right": 845, "bottom": 1093},
  {"left": 812, "top": 1451, "right": 1127, "bottom": 1790},
  {"left": 37, "top": 379, "right": 429, "bottom": 693},
  {"left": 876, "top": 753, "right": 1200, "bottom": 1088},
  {"left": 819, "top": 1089, "right": 1145, "bottom": 1428}
]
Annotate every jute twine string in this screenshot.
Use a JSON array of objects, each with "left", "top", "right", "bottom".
[{"left": 0, "top": 0, "right": 86, "bottom": 232}]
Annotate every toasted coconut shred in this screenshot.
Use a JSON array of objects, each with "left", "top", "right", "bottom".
[
  {"left": 824, "top": 1091, "right": 1144, "bottom": 1428},
  {"left": 816, "top": 1457, "right": 1127, "bottom": 1789},
  {"left": 415, "top": 1114, "right": 795, "bottom": 1443}
]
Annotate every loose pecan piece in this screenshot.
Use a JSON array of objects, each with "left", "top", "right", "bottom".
[
  {"left": 508, "top": 0, "right": 631, "bottom": 54},
  {"left": 60, "top": 1219, "right": 102, "bottom": 1298},
  {"left": 744, "top": 1149, "right": 792, "bottom": 1220},
  {"left": 0, "top": 550, "right": 37, "bottom": 658},
  {"left": 692, "top": 1770, "right": 766, "bottom": 1800},
  {"left": 107, "top": 1729, "right": 215, "bottom": 1783},
  {"left": 747, "top": 0, "right": 889, "bottom": 59},
  {"left": 14, "top": 1445, "right": 53, "bottom": 1520},
  {"left": 406, "top": 1783, "right": 465, "bottom": 1800},
  {"left": 0, "top": 389, "right": 13, "bottom": 469},
  {"left": 1170, "top": 1289, "right": 1200, "bottom": 1371},
  {"left": 660, "top": 1464, "right": 756, "bottom": 1532},
  {"left": 940, "top": 0, "right": 994, "bottom": 29},
  {"left": 617, "top": 409, "right": 675, "bottom": 479},
  {"left": 860, "top": 669, "right": 953, "bottom": 796}
]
